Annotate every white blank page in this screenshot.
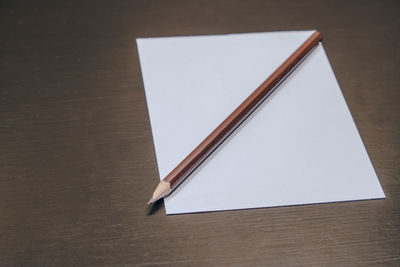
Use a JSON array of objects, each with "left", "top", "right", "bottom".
[{"left": 137, "top": 31, "right": 385, "bottom": 214}]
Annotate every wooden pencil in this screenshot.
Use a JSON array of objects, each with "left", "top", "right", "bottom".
[{"left": 148, "top": 31, "right": 323, "bottom": 205}]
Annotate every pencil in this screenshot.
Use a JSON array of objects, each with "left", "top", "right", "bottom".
[{"left": 148, "top": 31, "right": 323, "bottom": 205}]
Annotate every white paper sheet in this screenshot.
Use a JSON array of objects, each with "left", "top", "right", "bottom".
[{"left": 137, "top": 30, "right": 385, "bottom": 214}]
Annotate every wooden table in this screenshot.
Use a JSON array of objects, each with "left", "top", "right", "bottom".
[{"left": 1, "top": 1, "right": 399, "bottom": 265}]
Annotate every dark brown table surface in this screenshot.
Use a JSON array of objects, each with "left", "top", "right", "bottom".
[{"left": 1, "top": 0, "right": 399, "bottom": 266}]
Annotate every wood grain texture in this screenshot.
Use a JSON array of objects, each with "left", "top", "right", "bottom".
[{"left": 0, "top": 0, "right": 399, "bottom": 266}]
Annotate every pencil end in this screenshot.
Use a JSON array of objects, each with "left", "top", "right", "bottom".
[{"left": 148, "top": 180, "right": 172, "bottom": 205}]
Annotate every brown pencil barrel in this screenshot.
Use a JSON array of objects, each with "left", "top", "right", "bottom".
[{"left": 163, "top": 31, "right": 322, "bottom": 189}]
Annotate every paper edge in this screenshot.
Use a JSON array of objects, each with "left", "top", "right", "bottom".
[
  {"left": 136, "top": 29, "right": 316, "bottom": 41},
  {"left": 137, "top": 32, "right": 386, "bottom": 215},
  {"left": 318, "top": 43, "right": 386, "bottom": 199},
  {"left": 165, "top": 196, "right": 386, "bottom": 215}
]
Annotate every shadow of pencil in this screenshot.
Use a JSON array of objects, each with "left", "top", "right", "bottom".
[{"left": 146, "top": 199, "right": 164, "bottom": 215}]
